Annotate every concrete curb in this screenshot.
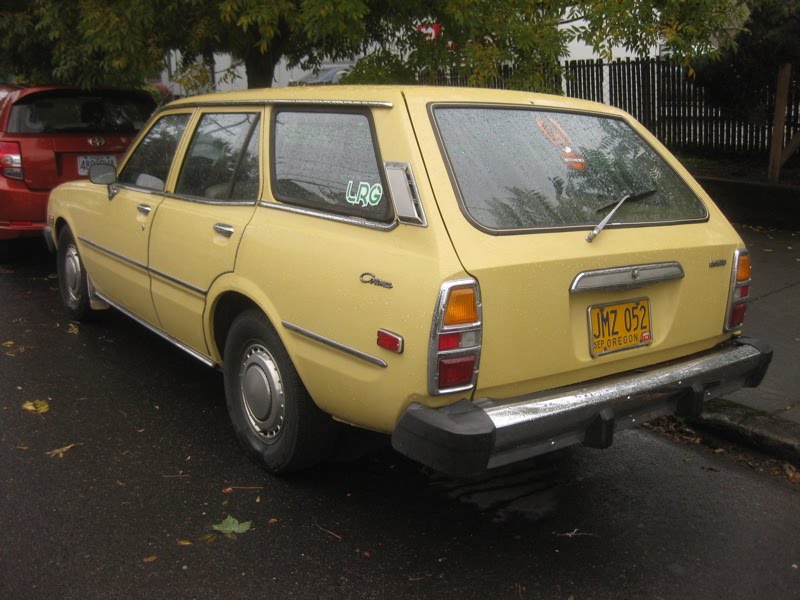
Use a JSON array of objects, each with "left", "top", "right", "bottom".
[{"left": 693, "top": 398, "right": 800, "bottom": 464}]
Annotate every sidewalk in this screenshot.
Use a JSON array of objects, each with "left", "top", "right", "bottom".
[{"left": 693, "top": 215, "right": 800, "bottom": 463}]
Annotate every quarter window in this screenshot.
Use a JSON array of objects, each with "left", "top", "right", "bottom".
[
  {"left": 272, "top": 110, "right": 391, "bottom": 223},
  {"left": 118, "top": 113, "right": 190, "bottom": 191},
  {"left": 176, "top": 112, "right": 261, "bottom": 201}
]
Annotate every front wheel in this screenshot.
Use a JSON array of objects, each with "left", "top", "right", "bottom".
[
  {"left": 223, "top": 310, "right": 338, "bottom": 473},
  {"left": 57, "top": 226, "right": 95, "bottom": 321}
]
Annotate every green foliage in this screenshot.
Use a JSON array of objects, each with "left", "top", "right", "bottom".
[{"left": 0, "top": 0, "right": 748, "bottom": 92}]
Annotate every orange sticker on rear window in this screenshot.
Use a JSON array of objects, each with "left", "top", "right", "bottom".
[{"left": 536, "top": 116, "right": 587, "bottom": 170}]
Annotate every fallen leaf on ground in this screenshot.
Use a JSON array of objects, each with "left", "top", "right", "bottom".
[
  {"left": 212, "top": 515, "right": 252, "bottom": 539},
  {"left": 268, "top": 518, "right": 278, "bottom": 525},
  {"left": 22, "top": 400, "right": 49, "bottom": 414},
  {"left": 46, "top": 443, "right": 79, "bottom": 458},
  {"left": 712, "top": 448, "right": 726, "bottom": 454},
  {"left": 67, "top": 323, "right": 79, "bottom": 335},
  {"left": 177, "top": 539, "right": 192, "bottom": 546},
  {"left": 143, "top": 556, "right": 157, "bottom": 563},
  {"left": 1, "top": 340, "right": 14, "bottom": 347}
]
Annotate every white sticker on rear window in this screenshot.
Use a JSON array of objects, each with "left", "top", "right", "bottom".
[{"left": 346, "top": 180, "right": 383, "bottom": 207}]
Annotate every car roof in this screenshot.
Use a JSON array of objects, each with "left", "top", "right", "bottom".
[{"left": 166, "top": 85, "right": 626, "bottom": 118}]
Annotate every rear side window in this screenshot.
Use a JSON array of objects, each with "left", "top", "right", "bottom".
[
  {"left": 118, "top": 113, "right": 190, "bottom": 191},
  {"left": 176, "top": 112, "right": 261, "bottom": 201},
  {"left": 272, "top": 110, "right": 391, "bottom": 223},
  {"left": 7, "top": 90, "right": 155, "bottom": 134},
  {"left": 433, "top": 107, "right": 706, "bottom": 232}
]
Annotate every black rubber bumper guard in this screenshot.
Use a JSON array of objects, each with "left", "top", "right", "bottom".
[{"left": 391, "top": 337, "right": 772, "bottom": 478}]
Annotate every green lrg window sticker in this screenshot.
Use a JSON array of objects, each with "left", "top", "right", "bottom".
[{"left": 346, "top": 180, "right": 383, "bottom": 207}]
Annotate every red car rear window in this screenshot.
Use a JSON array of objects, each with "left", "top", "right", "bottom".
[{"left": 7, "top": 89, "right": 155, "bottom": 135}]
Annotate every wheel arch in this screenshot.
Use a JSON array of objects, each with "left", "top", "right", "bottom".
[{"left": 206, "top": 279, "right": 284, "bottom": 366}]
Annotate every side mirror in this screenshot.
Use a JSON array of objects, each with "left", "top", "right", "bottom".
[{"left": 89, "top": 163, "right": 117, "bottom": 185}]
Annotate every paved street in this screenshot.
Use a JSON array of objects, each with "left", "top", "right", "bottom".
[{"left": 1, "top": 237, "right": 799, "bottom": 600}]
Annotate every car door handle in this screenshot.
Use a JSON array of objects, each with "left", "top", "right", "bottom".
[
  {"left": 137, "top": 204, "right": 152, "bottom": 216},
  {"left": 214, "top": 223, "right": 235, "bottom": 237}
]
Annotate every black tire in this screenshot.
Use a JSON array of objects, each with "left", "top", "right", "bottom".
[
  {"left": 57, "top": 226, "right": 95, "bottom": 321},
  {"left": 223, "top": 310, "right": 338, "bottom": 473}
]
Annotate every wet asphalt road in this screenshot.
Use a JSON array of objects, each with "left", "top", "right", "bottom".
[{"left": 1, "top": 239, "right": 799, "bottom": 600}]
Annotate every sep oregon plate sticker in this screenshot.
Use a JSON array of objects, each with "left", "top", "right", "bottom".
[{"left": 346, "top": 180, "right": 383, "bottom": 207}]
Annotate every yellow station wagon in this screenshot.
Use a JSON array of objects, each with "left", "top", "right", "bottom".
[{"left": 45, "top": 86, "right": 772, "bottom": 476}]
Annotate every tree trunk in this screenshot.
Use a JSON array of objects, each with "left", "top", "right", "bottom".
[
  {"left": 244, "top": 52, "right": 278, "bottom": 88},
  {"left": 767, "top": 63, "right": 792, "bottom": 183}
]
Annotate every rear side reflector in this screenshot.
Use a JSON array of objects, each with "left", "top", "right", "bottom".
[{"left": 377, "top": 329, "right": 403, "bottom": 354}]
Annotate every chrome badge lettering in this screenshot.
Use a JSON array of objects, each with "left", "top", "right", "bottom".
[
  {"left": 360, "top": 272, "right": 393, "bottom": 289},
  {"left": 709, "top": 259, "right": 727, "bottom": 268}
]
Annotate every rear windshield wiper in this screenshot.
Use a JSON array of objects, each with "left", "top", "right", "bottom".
[{"left": 586, "top": 188, "right": 657, "bottom": 243}]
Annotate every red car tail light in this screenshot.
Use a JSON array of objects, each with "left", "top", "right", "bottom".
[
  {"left": 0, "top": 141, "right": 23, "bottom": 180},
  {"left": 429, "top": 279, "right": 482, "bottom": 395},
  {"left": 725, "top": 249, "right": 751, "bottom": 331}
]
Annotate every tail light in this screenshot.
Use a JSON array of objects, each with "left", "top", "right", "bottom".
[
  {"left": 429, "top": 279, "right": 482, "bottom": 395},
  {"left": 0, "top": 141, "right": 23, "bottom": 180},
  {"left": 725, "top": 249, "right": 750, "bottom": 331}
]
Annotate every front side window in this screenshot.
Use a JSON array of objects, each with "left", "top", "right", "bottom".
[
  {"left": 433, "top": 107, "right": 707, "bottom": 232},
  {"left": 118, "top": 113, "right": 191, "bottom": 191},
  {"left": 272, "top": 110, "right": 392, "bottom": 223},
  {"left": 176, "top": 112, "right": 260, "bottom": 201}
]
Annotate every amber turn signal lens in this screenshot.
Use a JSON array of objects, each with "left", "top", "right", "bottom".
[
  {"left": 736, "top": 252, "right": 751, "bottom": 282},
  {"left": 443, "top": 287, "right": 478, "bottom": 326}
]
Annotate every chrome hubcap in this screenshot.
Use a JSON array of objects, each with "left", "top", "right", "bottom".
[
  {"left": 64, "top": 245, "right": 82, "bottom": 303},
  {"left": 239, "top": 343, "right": 285, "bottom": 443}
]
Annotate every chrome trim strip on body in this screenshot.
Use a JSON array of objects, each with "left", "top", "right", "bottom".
[
  {"left": 79, "top": 237, "right": 207, "bottom": 295},
  {"left": 281, "top": 321, "right": 388, "bottom": 368},
  {"left": 259, "top": 201, "right": 399, "bottom": 232},
  {"left": 163, "top": 191, "right": 257, "bottom": 207},
  {"left": 164, "top": 99, "right": 393, "bottom": 112},
  {"left": 570, "top": 261, "right": 684, "bottom": 294},
  {"left": 79, "top": 237, "right": 148, "bottom": 271},
  {"left": 149, "top": 267, "right": 206, "bottom": 295},
  {"left": 481, "top": 342, "right": 764, "bottom": 468},
  {"left": 94, "top": 292, "right": 216, "bottom": 367}
]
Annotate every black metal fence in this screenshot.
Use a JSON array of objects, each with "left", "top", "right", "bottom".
[{"left": 563, "top": 57, "right": 800, "bottom": 154}]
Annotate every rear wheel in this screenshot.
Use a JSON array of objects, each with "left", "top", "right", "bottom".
[
  {"left": 57, "top": 226, "right": 95, "bottom": 321},
  {"left": 223, "top": 310, "right": 338, "bottom": 473}
]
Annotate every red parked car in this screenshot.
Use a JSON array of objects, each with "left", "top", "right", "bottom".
[{"left": 0, "top": 84, "right": 155, "bottom": 246}]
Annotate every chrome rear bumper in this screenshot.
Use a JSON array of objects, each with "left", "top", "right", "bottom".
[{"left": 391, "top": 338, "right": 772, "bottom": 477}]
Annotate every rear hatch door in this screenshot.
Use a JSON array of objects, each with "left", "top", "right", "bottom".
[
  {"left": 406, "top": 91, "right": 742, "bottom": 399},
  {"left": 7, "top": 88, "right": 154, "bottom": 191}
]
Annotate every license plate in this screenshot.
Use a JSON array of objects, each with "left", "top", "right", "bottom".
[
  {"left": 588, "top": 298, "right": 652, "bottom": 357},
  {"left": 77, "top": 155, "right": 117, "bottom": 176}
]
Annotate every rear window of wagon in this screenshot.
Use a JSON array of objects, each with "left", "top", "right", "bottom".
[{"left": 432, "top": 106, "right": 707, "bottom": 233}]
